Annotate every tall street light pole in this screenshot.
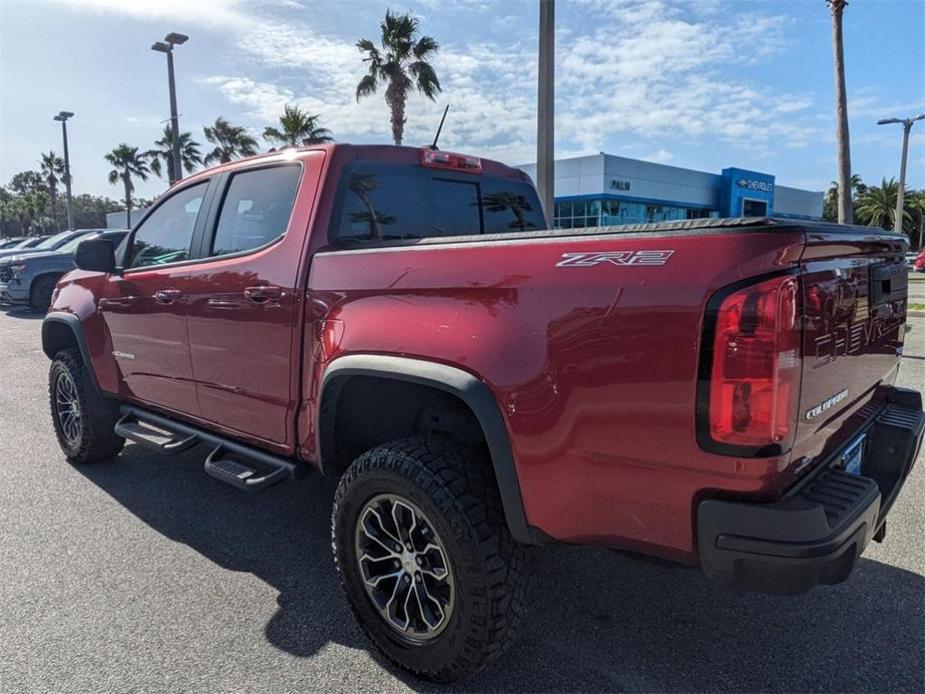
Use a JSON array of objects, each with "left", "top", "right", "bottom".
[
  {"left": 536, "top": 0, "right": 555, "bottom": 224},
  {"left": 877, "top": 113, "right": 925, "bottom": 234},
  {"left": 53, "top": 111, "right": 75, "bottom": 230},
  {"left": 151, "top": 32, "right": 189, "bottom": 185}
]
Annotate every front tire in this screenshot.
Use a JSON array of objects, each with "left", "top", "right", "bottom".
[
  {"left": 49, "top": 348, "right": 125, "bottom": 463},
  {"left": 332, "top": 437, "right": 532, "bottom": 683}
]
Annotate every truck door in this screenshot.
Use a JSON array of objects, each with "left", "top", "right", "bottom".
[
  {"left": 185, "top": 153, "right": 323, "bottom": 451},
  {"left": 100, "top": 180, "right": 210, "bottom": 416}
]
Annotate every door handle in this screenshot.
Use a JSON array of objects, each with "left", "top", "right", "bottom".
[
  {"left": 154, "top": 289, "right": 182, "bottom": 305},
  {"left": 207, "top": 298, "right": 242, "bottom": 310},
  {"left": 244, "top": 285, "right": 282, "bottom": 304},
  {"left": 99, "top": 296, "right": 138, "bottom": 309}
]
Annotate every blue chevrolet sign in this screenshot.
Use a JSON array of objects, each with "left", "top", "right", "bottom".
[{"left": 721, "top": 167, "right": 775, "bottom": 216}]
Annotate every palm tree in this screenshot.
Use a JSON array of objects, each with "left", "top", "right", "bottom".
[
  {"left": 203, "top": 117, "right": 258, "bottom": 165},
  {"left": 148, "top": 126, "right": 203, "bottom": 184},
  {"left": 855, "top": 178, "right": 912, "bottom": 231},
  {"left": 39, "top": 151, "right": 65, "bottom": 230},
  {"left": 105, "top": 144, "right": 150, "bottom": 224},
  {"left": 827, "top": 0, "right": 853, "bottom": 224},
  {"left": 263, "top": 105, "right": 333, "bottom": 147},
  {"left": 823, "top": 174, "right": 864, "bottom": 221},
  {"left": 355, "top": 10, "right": 441, "bottom": 146}
]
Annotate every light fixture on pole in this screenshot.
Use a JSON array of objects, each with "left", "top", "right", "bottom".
[
  {"left": 151, "top": 32, "right": 189, "bottom": 184},
  {"left": 877, "top": 113, "right": 925, "bottom": 234},
  {"left": 53, "top": 111, "right": 75, "bottom": 230}
]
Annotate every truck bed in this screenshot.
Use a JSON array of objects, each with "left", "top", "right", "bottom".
[{"left": 307, "top": 217, "right": 907, "bottom": 560}]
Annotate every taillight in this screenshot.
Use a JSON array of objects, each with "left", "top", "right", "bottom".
[
  {"left": 700, "top": 274, "right": 801, "bottom": 453},
  {"left": 419, "top": 149, "right": 482, "bottom": 173}
]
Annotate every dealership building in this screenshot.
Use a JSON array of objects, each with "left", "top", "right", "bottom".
[{"left": 520, "top": 153, "right": 823, "bottom": 228}]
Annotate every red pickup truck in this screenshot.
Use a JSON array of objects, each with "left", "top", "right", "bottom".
[{"left": 42, "top": 144, "right": 922, "bottom": 682}]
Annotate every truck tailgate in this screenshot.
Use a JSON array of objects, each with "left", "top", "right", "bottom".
[{"left": 792, "top": 228, "right": 908, "bottom": 469}]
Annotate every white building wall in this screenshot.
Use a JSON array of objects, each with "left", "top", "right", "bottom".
[
  {"left": 519, "top": 154, "right": 822, "bottom": 218},
  {"left": 602, "top": 154, "right": 718, "bottom": 208},
  {"left": 774, "top": 185, "right": 823, "bottom": 218}
]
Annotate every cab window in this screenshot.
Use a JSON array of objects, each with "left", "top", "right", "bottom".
[
  {"left": 127, "top": 182, "right": 207, "bottom": 269},
  {"left": 330, "top": 162, "right": 546, "bottom": 244}
]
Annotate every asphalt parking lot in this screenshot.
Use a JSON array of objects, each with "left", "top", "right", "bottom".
[{"left": 1, "top": 307, "right": 922, "bottom": 694}]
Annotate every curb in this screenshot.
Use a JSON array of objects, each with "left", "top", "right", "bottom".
[{"left": 909, "top": 312, "right": 925, "bottom": 318}]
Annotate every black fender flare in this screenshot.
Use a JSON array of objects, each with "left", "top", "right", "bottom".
[
  {"left": 319, "top": 354, "right": 536, "bottom": 545},
  {"left": 42, "top": 312, "right": 102, "bottom": 395}
]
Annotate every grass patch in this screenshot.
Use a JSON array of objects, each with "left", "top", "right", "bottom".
[{"left": 910, "top": 303, "right": 925, "bottom": 312}]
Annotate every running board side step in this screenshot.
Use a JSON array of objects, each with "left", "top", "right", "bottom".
[
  {"left": 115, "top": 405, "right": 304, "bottom": 492},
  {"left": 204, "top": 444, "right": 291, "bottom": 491},
  {"left": 115, "top": 414, "right": 199, "bottom": 453}
]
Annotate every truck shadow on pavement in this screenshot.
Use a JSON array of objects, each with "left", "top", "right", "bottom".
[
  {"left": 1, "top": 306, "right": 43, "bottom": 320},
  {"left": 77, "top": 443, "right": 925, "bottom": 693}
]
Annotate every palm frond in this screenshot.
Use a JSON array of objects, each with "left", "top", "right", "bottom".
[
  {"left": 413, "top": 35, "right": 438, "bottom": 59},
  {"left": 357, "top": 38, "right": 379, "bottom": 58},
  {"left": 147, "top": 152, "right": 164, "bottom": 178},
  {"left": 263, "top": 126, "right": 287, "bottom": 144},
  {"left": 203, "top": 148, "right": 222, "bottom": 166},
  {"left": 356, "top": 74, "right": 379, "bottom": 100},
  {"left": 410, "top": 61, "right": 441, "bottom": 99}
]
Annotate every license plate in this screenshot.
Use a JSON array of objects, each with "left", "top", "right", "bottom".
[{"left": 841, "top": 434, "right": 866, "bottom": 476}]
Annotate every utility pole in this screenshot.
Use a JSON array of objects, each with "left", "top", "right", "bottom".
[
  {"left": 151, "top": 32, "right": 189, "bottom": 184},
  {"left": 828, "top": 0, "right": 853, "bottom": 224},
  {"left": 53, "top": 111, "right": 75, "bottom": 229},
  {"left": 877, "top": 114, "right": 924, "bottom": 234},
  {"left": 536, "top": 0, "right": 555, "bottom": 224}
]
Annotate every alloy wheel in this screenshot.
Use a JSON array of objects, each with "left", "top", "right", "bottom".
[
  {"left": 55, "top": 370, "right": 82, "bottom": 446},
  {"left": 354, "top": 493, "right": 455, "bottom": 642}
]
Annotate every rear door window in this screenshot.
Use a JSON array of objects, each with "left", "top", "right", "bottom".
[{"left": 209, "top": 165, "right": 302, "bottom": 257}]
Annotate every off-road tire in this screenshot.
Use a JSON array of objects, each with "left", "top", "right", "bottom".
[
  {"left": 30, "top": 275, "right": 58, "bottom": 313},
  {"left": 332, "top": 436, "right": 533, "bottom": 683},
  {"left": 49, "top": 348, "right": 124, "bottom": 463}
]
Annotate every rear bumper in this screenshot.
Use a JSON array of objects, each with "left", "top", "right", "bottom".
[{"left": 698, "top": 387, "right": 924, "bottom": 594}]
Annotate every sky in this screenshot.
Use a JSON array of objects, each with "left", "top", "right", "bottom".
[{"left": 0, "top": 0, "right": 923, "bottom": 201}]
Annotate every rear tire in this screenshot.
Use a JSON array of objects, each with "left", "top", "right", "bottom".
[
  {"left": 332, "top": 436, "right": 533, "bottom": 683},
  {"left": 30, "top": 275, "right": 58, "bottom": 313},
  {"left": 49, "top": 348, "right": 124, "bottom": 463}
]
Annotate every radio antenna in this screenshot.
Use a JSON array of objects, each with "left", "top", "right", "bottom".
[{"left": 430, "top": 105, "right": 449, "bottom": 150}]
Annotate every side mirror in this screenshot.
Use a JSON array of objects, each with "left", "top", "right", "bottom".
[{"left": 75, "top": 239, "right": 116, "bottom": 273}]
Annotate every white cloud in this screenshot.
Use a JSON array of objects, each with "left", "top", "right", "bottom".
[
  {"left": 848, "top": 86, "right": 925, "bottom": 120},
  {"left": 55, "top": 0, "right": 253, "bottom": 31},
  {"left": 642, "top": 149, "right": 674, "bottom": 164},
  {"left": 125, "top": 115, "right": 166, "bottom": 127},
  {"left": 61, "top": 0, "right": 819, "bottom": 167}
]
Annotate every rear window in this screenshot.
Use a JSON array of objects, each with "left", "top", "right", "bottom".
[{"left": 331, "top": 162, "right": 545, "bottom": 244}]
